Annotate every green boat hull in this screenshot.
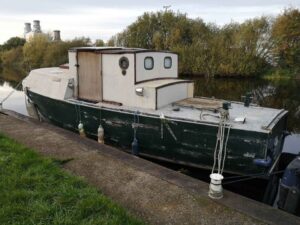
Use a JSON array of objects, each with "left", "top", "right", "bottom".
[{"left": 27, "top": 90, "right": 288, "bottom": 176}]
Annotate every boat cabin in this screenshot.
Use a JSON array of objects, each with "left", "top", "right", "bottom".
[{"left": 68, "top": 47, "right": 194, "bottom": 109}]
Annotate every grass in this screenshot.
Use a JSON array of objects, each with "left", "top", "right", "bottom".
[{"left": 0, "top": 133, "right": 145, "bottom": 225}]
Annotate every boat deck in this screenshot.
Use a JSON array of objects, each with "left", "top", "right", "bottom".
[{"left": 68, "top": 97, "right": 287, "bottom": 133}]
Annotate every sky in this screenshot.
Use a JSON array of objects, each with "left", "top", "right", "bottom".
[{"left": 0, "top": 0, "right": 299, "bottom": 44}]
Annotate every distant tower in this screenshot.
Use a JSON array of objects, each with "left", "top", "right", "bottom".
[
  {"left": 24, "top": 23, "right": 31, "bottom": 38},
  {"left": 32, "top": 20, "right": 41, "bottom": 33},
  {"left": 53, "top": 30, "right": 61, "bottom": 41}
]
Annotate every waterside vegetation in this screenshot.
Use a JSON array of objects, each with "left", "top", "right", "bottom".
[
  {"left": 0, "top": 133, "right": 144, "bottom": 225},
  {"left": 0, "top": 8, "right": 299, "bottom": 78}
]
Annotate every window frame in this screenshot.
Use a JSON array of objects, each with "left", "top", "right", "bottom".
[
  {"left": 144, "top": 56, "right": 154, "bottom": 70},
  {"left": 164, "top": 56, "right": 172, "bottom": 69},
  {"left": 119, "top": 56, "right": 129, "bottom": 70}
]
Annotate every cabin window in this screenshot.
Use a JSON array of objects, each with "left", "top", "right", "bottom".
[
  {"left": 119, "top": 57, "right": 129, "bottom": 75},
  {"left": 144, "top": 57, "right": 154, "bottom": 70},
  {"left": 164, "top": 57, "right": 172, "bottom": 69},
  {"left": 119, "top": 57, "right": 129, "bottom": 70}
]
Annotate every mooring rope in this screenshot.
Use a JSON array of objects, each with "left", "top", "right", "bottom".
[
  {"left": 211, "top": 109, "right": 231, "bottom": 175},
  {"left": 74, "top": 103, "right": 79, "bottom": 124},
  {"left": 78, "top": 103, "right": 82, "bottom": 122},
  {"left": 98, "top": 105, "right": 102, "bottom": 123},
  {"left": 221, "top": 124, "right": 231, "bottom": 174},
  {"left": 0, "top": 79, "right": 23, "bottom": 106},
  {"left": 132, "top": 110, "right": 140, "bottom": 139},
  {"left": 222, "top": 169, "right": 285, "bottom": 185}
]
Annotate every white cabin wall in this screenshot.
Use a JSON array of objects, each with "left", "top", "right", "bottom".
[
  {"left": 102, "top": 53, "right": 158, "bottom": 109},
  {"left": 102, "top": 54, "right": 134, "bottom": 105},
  {"left": 157, "top": 83, "right": 189, "bottom": 109},
  {"left": 68, "top": 51, "right": 77, "bottom": 79},
  {"left": 136, "top": 52, "right": 178, "bottom": 83},
  {"left": 187, "top": 82, "right": 194, "bottom": 98},
  {"left": 68, "top": 51, "right": 77, "bottom": 97},
  {"left": 135, "top": 86, "right": 156, "bottom": 109}
]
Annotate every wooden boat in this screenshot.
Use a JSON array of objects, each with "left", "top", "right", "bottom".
[{"left": 23, "top": 47, "right": 288, "bottom": 177}]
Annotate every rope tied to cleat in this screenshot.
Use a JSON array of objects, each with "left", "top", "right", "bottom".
[{"left": 209, "top": 102, "right": 232, "bottom": 199}]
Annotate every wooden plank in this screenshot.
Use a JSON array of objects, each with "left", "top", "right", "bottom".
[
  {"left": 174, "top": 98, "right": 222, "bottom": 111},
  {"left": 78, "top": 52, "right": 102, "bottom": 102}
]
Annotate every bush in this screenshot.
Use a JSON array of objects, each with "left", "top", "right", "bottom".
[{"left": 0, "top": 46, "right": 24, "bottom": 68}]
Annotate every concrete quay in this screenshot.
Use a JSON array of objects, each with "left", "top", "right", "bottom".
[{"left": 0, "top": 110, "right": 299, "bottom": 225}]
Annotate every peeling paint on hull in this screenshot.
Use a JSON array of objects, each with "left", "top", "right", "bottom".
[{"left": 27, "top": 90, "right": 288, "bottom": 176}]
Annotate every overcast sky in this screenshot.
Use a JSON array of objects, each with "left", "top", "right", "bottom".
[{"left": 0, "top": 0, "right": 299, "bottom": 44}]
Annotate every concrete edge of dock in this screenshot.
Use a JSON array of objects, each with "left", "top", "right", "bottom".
[{"left": 0, "top": 109, "right": 299, "bottom": 225}]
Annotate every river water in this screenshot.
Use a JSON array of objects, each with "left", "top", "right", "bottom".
[{"left": 1, "top": 70, "right": 299, "bottom": 155}]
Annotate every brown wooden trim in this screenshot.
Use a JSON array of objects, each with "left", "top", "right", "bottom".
[
  {"left": 69, "top": 48, "right": 123, "bottom": 53},
  {"left": 69, "top": 48, "right": 179, "bottom": 55},
  {"left": 102, "top": 50, "right": 178, "bottom": 54},
  {"left": 156, "top": 80, "right": 193, "bottom": 90},
  {"left": 76, "top": 98, "right": 121, "bottom": 106},
  {"left": 77, "top": 97, "right": 99, "bottom": 104},
  {"left": 155, "top": 88, "right": 158, "bottom": 110},
  {"left": 134, "top": 53, "right": 137, "bottom": 84},
  {"left": 135, "top": 77, "right": 179, "bottom": 85},
  {"left": 59, "top": 64, "right": 69, "bottom": 69},
  {"left": 75, "top": 51, "right": 79, "bottom": 98},
  {"left": 102, "top": 99, "right": 123, "bottom": 106},
  {"left": 100, "top": 53, "right": 103, "bottom": 102},
  {"left": 177, "top": 54, "right": 179, "bottom": 78}
]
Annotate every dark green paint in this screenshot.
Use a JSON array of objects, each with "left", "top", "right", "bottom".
[{"left": 28, "top": 90, "right": 287, "bottom": 176}]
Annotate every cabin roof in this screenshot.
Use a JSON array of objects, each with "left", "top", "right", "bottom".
[{"left": 69, "top": 47, "right": 176, "bottom": 54}]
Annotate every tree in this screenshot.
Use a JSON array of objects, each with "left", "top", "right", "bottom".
[
  {"left": 115, "top": 11, "right": 193, "bottom": 50},
  {"left": 23, "top": 35, "right": 49, "bottom": 69},
  {"left": 107, "top": 36, "right": 116, "bottom": 46},
  {"left": 42, "top": 37, "right": 90, "bottom": 67},
  {"left": 272, "top": 8, "right": 300, "bottom": 72},
  {"left": 216, "top": 17, "right": 273, "bottom": 76},
  {"left": 42, "top": 42, "right": 69, "bottom": 67},
  {"left": 95, "top": 39, "right": 105, "bottom": 47},
  {"left": 1, "top": 37, "right": 26, "bottom": 51},
  {"left": 0, "top": 47, "right": 24, "bottom": 67}
]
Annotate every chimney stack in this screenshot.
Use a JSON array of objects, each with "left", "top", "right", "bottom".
[
  {"left": 24, "top": 23, "right": 31, "bottom": 37},
  {"left": 33, "top": 20, "right": 41, "bottom": 33},
  {"left": 53, "top": 30, "right": 61, "bottom": 41}
]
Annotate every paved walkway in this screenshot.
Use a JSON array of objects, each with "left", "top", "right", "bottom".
[{"left": 0, "top": 110, "right": 299, "bottom": 225}]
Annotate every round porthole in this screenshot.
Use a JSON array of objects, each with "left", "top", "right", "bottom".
[{"left": 119, "top": 57, "right": 129, "bottom": 70}]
